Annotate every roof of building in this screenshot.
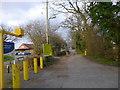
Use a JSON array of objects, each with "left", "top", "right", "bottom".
[
  {"left": 22, "top": 44, "right": 33, "bottom": 49},
  {"left": 17, "top": 43, "right": 34, "bottom": 50}
]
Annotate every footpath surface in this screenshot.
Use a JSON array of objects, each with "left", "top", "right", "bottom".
[{"left": 5, "top": 54, "right": 118, "bottom": 88}]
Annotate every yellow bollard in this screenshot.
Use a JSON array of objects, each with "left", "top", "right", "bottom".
[
  {"left": 85, "top": 50, "right": 87, "bottom": 56},
  {"left": 12, "top": 64, "right": 20, "bottom": 88},
  {"left": 40, "top": 57, "right": 43, "bottom": 69},
  {"left": 34, "top": 58, "right": 38, "bottom": 74},
  {"left": 23, "top": 61, "right": 29, "bottom": 80},
  {"left": 66, "top": 51, "right": 68, "bottom": 56}
]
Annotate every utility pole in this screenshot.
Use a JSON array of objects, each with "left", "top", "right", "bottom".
[{"left": 46, "top": 0, "right": 49, "bottom": 44}]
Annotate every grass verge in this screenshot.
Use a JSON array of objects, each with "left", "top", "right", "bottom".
[
  {"left": 4, "top": 55, "right": 14, "bottom": 62},
  {"left": 86, "top": 55, "right": 119, "bottom": 66},
  {"left": 77, "top": 50, "right": 119, "bottom": 66},
  {"left": 8, "top": 78, "right": 12, "bottom": 85}
]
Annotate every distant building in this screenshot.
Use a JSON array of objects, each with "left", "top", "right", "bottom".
[{"left": 15, "top": 44, "right": 34, "bottom": 53}]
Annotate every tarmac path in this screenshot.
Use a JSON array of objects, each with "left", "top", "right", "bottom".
[
  {"left": 5, "top": 54, "right": 118, "bottom": 88},
  {"left": 21, "top": 55, "right": 118, "bottom": 88}
]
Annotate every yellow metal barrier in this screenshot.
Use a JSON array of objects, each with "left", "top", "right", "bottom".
[
  {"left": 23, "top": 61, "right": 29, "bottom": 80},
  {"left": 12, "top": 64, "right": 20, "bottom": 88},
  {"left": 40, "top": 57, "right": 43, "bottom": 69},
  {"left": 34, "top": 58, "right": 38, "bottom": 74}
]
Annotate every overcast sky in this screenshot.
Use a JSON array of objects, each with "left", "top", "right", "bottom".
[
  {"left": 0, "top": 0, "right": 69, "bottom": 49},
  {"left": 0, "top": 0, "right": 66, "bottom": 26},
  {"left": 0, "top": 1, "right": 46, "bottom": 26}
]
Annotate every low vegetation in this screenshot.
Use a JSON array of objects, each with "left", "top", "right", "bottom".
[
  {"left": 87, "top": 55, "right": 118, "bottom": 66},
  {"left": 77, "top": 50, "right": 118, "bottom": 66}
]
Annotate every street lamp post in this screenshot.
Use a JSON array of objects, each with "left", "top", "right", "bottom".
[
  {"left": 46, "top": 0, "right": 49, "bottom": 44},
  {"left": 0, "top": 29, "right": 24, "bottom": 89},
  {"left": 0, "top": 30, "right": 4, "bottom": 89},
  {"left": 46, "top": 0, "right": 56, "bottom": 44}
]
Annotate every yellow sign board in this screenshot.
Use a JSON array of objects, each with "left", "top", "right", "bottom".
[{"left": 43, "top": 44, "right": 52, "bottom": 56}]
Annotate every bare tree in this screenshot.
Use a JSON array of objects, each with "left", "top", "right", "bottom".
[
  {"left": 51, "top": 1, "right": 93, "bottom": 26},
  {"left": 21, "top": 20, "right": 46, "bottom": 55},
  {"left": 51, "top": 0, "right": 98, "bottom": 40},
  {"left": 22, "top": 19, "right": 66, "bottom": 55}
]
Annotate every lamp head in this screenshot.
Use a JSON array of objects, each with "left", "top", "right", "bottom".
[{"left": 14, "top": 28, "right": 24, "bottom": 37}]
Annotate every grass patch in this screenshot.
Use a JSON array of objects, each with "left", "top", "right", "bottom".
[
  {"left": 4, "top": 55, "right": 14, "bottom": 62},
  {"left": 86, "top": 55, "right": 118, "bottom": 66},
  {"left": 8, "top": 78, "right": 12, "bottom": 85},
  {"left": 76, "top": 49, "right": 85, "bottom": 55}
]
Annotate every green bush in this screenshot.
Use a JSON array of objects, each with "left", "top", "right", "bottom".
[
  {"left": 61, "top": 51, "right": 66, "bottom": 55},
  {"left": 43, "top": 56, "right": 53, "bottom": 67},
  {"left": 24, "top": 55, "right": 54, "bottom": 68},
  {"left": 23, "top": 56, "right": 35, "bottom": 70},
  {"left": 76, "top": 49, "right": 85, "bottom": 55},
  {"left": 55, "top": 51, "right": 66, "bottom": 56}
]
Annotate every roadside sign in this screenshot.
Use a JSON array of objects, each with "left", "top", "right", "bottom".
[
  {"left": 4, "top": 41, "right": 14, "bottom": 54},
  {"left": 4, "top": 41, "right": 15, "bottom": 62},
  {"left": 43, "top": 44, "right": 52, "bottom": 56}
]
